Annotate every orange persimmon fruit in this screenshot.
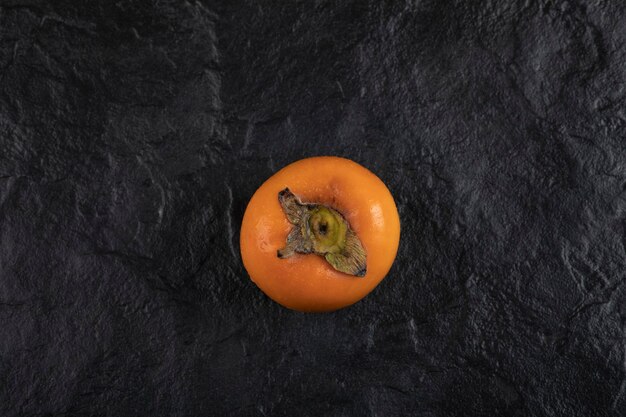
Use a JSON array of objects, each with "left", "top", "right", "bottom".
[{"left": 240, "top": 156, "right": 400, "bottom": 312}]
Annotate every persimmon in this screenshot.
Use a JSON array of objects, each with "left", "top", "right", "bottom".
[{"left": 240, "top": 156, "right": 400, "bottom": 312}]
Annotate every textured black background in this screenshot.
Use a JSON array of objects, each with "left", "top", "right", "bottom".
[{"left": 1, "top": 1, "right": 625, "bottom": 416}]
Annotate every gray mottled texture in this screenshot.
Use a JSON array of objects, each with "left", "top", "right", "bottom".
[{"left": 1, "top": 0, "right": 625, "bottom": 416}]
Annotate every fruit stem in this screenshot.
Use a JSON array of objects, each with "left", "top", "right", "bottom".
[{"left": 277, "top": 188, "right": 367, "bottom": 277}]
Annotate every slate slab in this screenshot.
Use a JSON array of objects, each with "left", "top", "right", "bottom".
[{"left": 1, "top": 1, "right": 625, "bottom": 416}]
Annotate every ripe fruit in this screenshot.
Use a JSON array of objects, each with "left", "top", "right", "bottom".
[{"left": 240, "top": 156, "right": 400, "bottom": 312}]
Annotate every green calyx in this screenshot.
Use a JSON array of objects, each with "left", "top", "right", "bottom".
[{"left": 276, "top": 188, "right": 367, "bottom": 277}]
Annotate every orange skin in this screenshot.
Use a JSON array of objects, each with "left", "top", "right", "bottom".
[{"left": 240, "top": 156, "right": 401, "bottom": 312}]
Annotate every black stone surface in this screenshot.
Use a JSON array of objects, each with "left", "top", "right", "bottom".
[{"left": 1, "top": 0, "right": 625, "bottom": 415}]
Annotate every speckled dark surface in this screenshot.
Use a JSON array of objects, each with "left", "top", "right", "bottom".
[{"left": 1, "top": 1, "right": 625, "bottom": 416}]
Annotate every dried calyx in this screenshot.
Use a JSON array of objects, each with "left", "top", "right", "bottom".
[{"left": 276, "top": 188, "right": 367, "bottom": 277}]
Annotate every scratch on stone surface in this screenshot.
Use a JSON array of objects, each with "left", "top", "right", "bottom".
[
  {"left": 156, "top": 183, "right": 166, "bottom": 225},
  {"left": 379, "top": 383, "right": 410, "bottom": 396},
  {"left": 561, "top": 243, "right": 613, "bottom": 296},
  {"left": 567, "top": 278, "right": 625, "bottom": 330},
  {"left": 191, "top": 0, "right": 219, "bottom": 20},
  {"left": 567, "top": 133, "right": 621, "bottom": 179},
  {"left": 366, "top": 319, "right": 377, "bottom": 351},
  {"left": 183, "top": 253, "right": 210, "bottom": 284},
  {"left": 613, "top": 341, "right": 626, "bottom": 410},
  {"left": 242, "top": 119, "right": 254, "bottom": 153},
  {"left": 136, "top": 155, "right": 166, "bottom": 225},
  {"left": 336, "top": 80, "right": 346, "bottom": 99},
  {"left": 130, "top": 27, "right": 141, "bottom": 39},
  {"left": 562, "top": 254, "right": 586, "bottom": 295},
  {"left": 408, "top": 318, "right": 419, "bottom": 352},
  {"left": 40, "top": 14, "right": 97, "bottom": 35},
  {"left": 159, "top": 48, "right": 179, "bottom": 70},
  {"left": 0, "top": 3, "right": 41, "bottom": 16},
  {"left": 614, "top": 381, "right": 626, "bottom": 410},
  {"left": 572, "top": 0, "right": 608, "bottom": 74},
  {"left": 0, "top": 41, "right": 20, "bottom": 84},
  {"left": 0, "top": 300, "right": 26, "bottom": 308},
  {"left": 225, "top": 184, "right": 237, "bottom": 260},
  {"left": 568, "top": 299, "right": 609, "bottom": 322}
]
